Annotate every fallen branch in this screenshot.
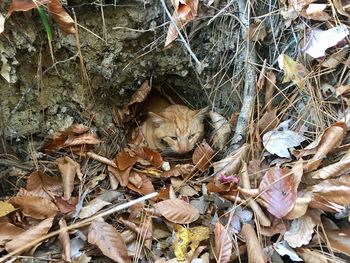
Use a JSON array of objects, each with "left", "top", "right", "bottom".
[
  {"left": 227, "top": 0, "right": 257, "bottom": 152},
  {"left": 0, "top": 192, "right": 158, "bottom": 263}
]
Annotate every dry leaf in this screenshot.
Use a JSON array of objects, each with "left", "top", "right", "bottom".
[
  {"left": 27, "top": 171, "right": 62, "bottom": 198},
  {"left": 154, "top": 199, "right": 199, "bottom": 224},
  {"left": 297, "top": 248, "right": 328, "bottom": 263},
  {"left": 64, "top": 134, "right": 102, "bottom": 147},
  {"left": 86, "top": 151, "right": 118, "bottom": 168},
  {"left": 10, "top": 195, "right": 58, "bottom": 219},
  {"left": 259, "top": 166, "right": 297, "bottom": 218},
  {"left": 0, "top": 223, "right": 25, "bottom": 246},
  {"left": 88, "top": 220, "right": 131, "bottom": 263},
  {"left": 48, "top": 0, "right": 76, "bottom": 35},
  {"left": 303, "top": 122, "right": 346, "bottom": 171},
  {"left": 160, "top": 164, "right": 194, "bottom": 178},
  {"left": 321, "top": 48, "right": 347, "bottom": 69},
  {"left": 241, "top": 223, "right": 266, "bottom": 263},
  {"left": 336, "top": 83, "right": 350, "bottom": 97},
  {"left": 214, "top": 222, "right": 232, "bottom": 263},
  {"left": 127, "top": 173, "right": 155, "bottom": 196},
  {"left": 333, "top": 0, "right": 350, "bottom": 17},
  {"left": 165, "top": 0, "right": 199, "bottom": 48},
  {"left": 258, "top": 109, "right": 278, "bottom": 134},
  {"left": 173, "top": 225, "right": 209, "bottom": 261},
  {"left": 57, "top": 156, "right": 80, "bottom": 200},
  {"left": 59, "top": 218, "right": 71, "bottom": 262},
  {"left": 130, "top": 145, "right": 163, "bottom": 168},
  {"left": 284, "top": 214, "right": 316, "bottom": 248},
  {"left": 116, "top": 150, "right": 137, "bottom": 171},
  {"left": 78, "top": 199, "right": 110, "bottom": 219},
  {"left": 192, "top": 141, "right": 214, "bottom": 171},
  {"left": 8, "top": 0, "right": 49, "bottom": 15},
  {"left": 5, "top": 217, "right": 53, "bottom": 252},
  {"left": 300, "top": 4, "right": 331, "bottom": 21},
  {"left": 0, "top": 13, "right": 4, "bottom": 34},
  {"left": 42, "top": 124, "right": 101, "bottom": 153},
  {"left": 108, "top": 165, "right": 131, "bottom": 187},
  {"left": 55, "top": 196, "right": 77, "bottom": 215},
  {"left": 278, "top": 54, "right": 309, "bottom": 89},
  {"left": 320, "top": 229, "right": 350, "bottom": 256},
  {"left": 310, "top": 179, "right": 350, "bottom": 211},
  {"left": 245, "top": 20, "right": 267, "bottom": 41},
  {"left": 302, "top": 25, "right": 349, "bottom": 58},
  {"left": 209, "top": 111, "right": 231, "bottom": 150},
  {"left": 263, "top": 119, "right": 306, "bottom": 158},
  {"left": 113, "top": 80, "right": 151, "bottom": 127},
  {"left": 128, "top": 171, "right": 143, "bottom": 188},
  {"left": 310, "top": 150, "right": 350, "bottom": 179},
  {"left": 212, "top": 144, "right": 248, "bottom": 176},
  {"left": 0, "top": 201, "right": 16, "bottom": 217}
]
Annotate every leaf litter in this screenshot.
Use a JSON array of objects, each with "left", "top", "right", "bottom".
[{"left": 3, "top": 1, "right": 350, "bottom": 263}]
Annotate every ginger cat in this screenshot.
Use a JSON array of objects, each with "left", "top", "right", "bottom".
[{"left": 140, "top": 104, "right": 207, "bottom": 154}]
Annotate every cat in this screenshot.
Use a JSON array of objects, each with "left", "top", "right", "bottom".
[{"left": 140, "top": 104, "right": 207, "bottom": 154}]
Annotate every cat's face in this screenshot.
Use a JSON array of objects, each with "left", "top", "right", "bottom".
[{"left": 149, "top": 105, "right": 207, "bottom": 154}]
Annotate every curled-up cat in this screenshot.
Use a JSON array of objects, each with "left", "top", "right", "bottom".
[{"left": 140, "top": 104, "right": 207, "bottom": 154}]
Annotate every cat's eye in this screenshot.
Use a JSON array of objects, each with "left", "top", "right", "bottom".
[{"left": 169, "top": 136, "right": 177, "bottom": 140}]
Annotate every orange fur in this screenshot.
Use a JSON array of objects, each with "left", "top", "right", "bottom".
[{"left": 140, "top": 105, "right": 207, "bottom": 154}]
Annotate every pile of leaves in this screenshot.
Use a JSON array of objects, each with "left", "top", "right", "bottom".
[{"left": 2, "top": 0, "right": 350, "bottom": 263}]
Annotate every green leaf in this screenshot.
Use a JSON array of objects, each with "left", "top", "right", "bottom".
[{"left": 37, "top": 7, "right": 52, "bottom": 42}]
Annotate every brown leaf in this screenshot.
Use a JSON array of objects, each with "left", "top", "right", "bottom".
[
  {"left": 10, "top": 195, "right": 58, "bottom": 219},
  {"left": 78, "top": 199, "right": 110, "bottom": 219},
  {"left": 59, "top": 219, "right": 71, "bottom": 262},
  {"left": 259, "top": 166, "right": 297, "bottom": 219},
  {"left": 108, "top": 165, "right": 131, "bottom": 187},
  {"left": 118, "top": 217, "right": 152, "bottom": 240},
  {"left": 154, "top": 199, "right": 199, "bottom": 224},
  {"left": 48, "top": 0, "right": 76, "bottom": 35},
  {"left": 209, "top": 111, "right": 231, "bottom": 150},
  {"left": 5, "top": 217, "right": 54, "bottom": 252},
  {"left": 112, "top": 80, "right": 151, "bottom": 127},
  {"left": 297, "top": 248, "right": 328, "bottom": 263},
  {"left": 310, "top": 179, "right": 350, "bottom": 211},
  {"left": 214, "top": 222, "right": 232, "bottom": 263},
  {"left": 333, "top": 0, "right": 350, "bottom": 17},
  {"left": 284, "top": 214, "right": 316, "bottom": 248},
  {"left": 294, "top": 122, "right": 346, "bottom": 171},
  {"left": 64, "top": 134, "right": 102, "bottom": 147},
  {"left": 0, "top": 223, "right": 25, "bottom": 246},
  {"left": 55, "top": 196, "right": 77, "bottom": 215},
  {"left": 88, "top": 220, "right": 131, "bottom": 263},
  {"left": 27, "top": 171, "right": 62, "bottom": 198},
  {"left": 86, "top": 151, "right": 117, "bottom": 168},
  {"left": 245, "top": 20, "right": 267, "bottom": 41},
  {"left": 300, "top": 4, "right": 331, "bottom": 21},
  {"left": 321, "top": 229, "right": 350, "bottom": 256},
  {"left": 130, "top": 145, "right": 163, "bottom": 168},
  {"left": 57, "top": 156, "right": 81, "bottom": 200},
  {"left": 8, "top": 0, "right": 49, "bottom": 15},
  {"left": 192, "top": 141, "right": 215, "bottom": 171},
  {"left": 127, "top": 173, "right": 155, "bottom": 196},
  {"left": 42, "top": 124, "right": 95, "bottom": 153},
  {"left": 160, "top": 164, "right": 194, "bottom": 178},
  {"left": 241, "top": 224, "right": 266, "bottom": 263},
  {"left": 165, "top": 0, "right": 198, "bottom": 48},
  {"left": 310, "top": 149, "right": 350, "bottom": 179},
  {"left": 116, "top": 150, "right": 137, "bottom": 171},
  {"left": 258, "top": 109, "right": 278, "bottom": 134},
  {"left": 212, "top": 144, "right": 248, "bottom": 176}
]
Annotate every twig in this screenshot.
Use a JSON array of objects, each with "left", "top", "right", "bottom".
[
  {"left": 160, "top": 0, "right": 201, "bottom": 66},
  {"left": 0, "top": 192, "right": 158, "bottom": 263},
  {"left": 207, "top": 0, "right": 235, "bottom": 25},
  {"left": 227, "top": 0, "right": 257, "bottom": 152}
]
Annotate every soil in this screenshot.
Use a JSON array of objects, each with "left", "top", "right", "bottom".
[{"left": 0, "top": 0, "right": 240, "bottom": 157}]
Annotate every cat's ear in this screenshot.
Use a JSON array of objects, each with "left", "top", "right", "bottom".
[
  {"left": 149, "top": 112, "right": 166, "bottom": 127},
  {"left": 194, "top": 106, "right": 209, "bottom": 121}
]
